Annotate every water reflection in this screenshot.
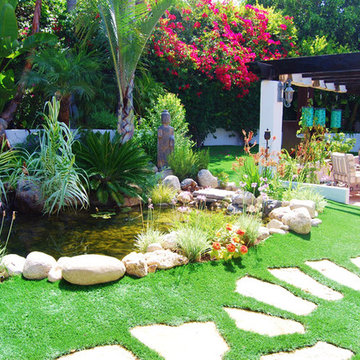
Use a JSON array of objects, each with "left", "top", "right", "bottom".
[{"left": 5, "top": 208, "right": 175, "bottom": 260}]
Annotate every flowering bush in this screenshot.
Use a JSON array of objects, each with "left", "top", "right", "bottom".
[{"left": 210, "top": 223, "right": 248, "bottom": 261}]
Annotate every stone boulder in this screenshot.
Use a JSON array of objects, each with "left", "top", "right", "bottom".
[
  {"left": 197, "top": 169, "right": 218, "bottom": 188},
  {"left": 123, "top": 196, "right": 142, "bottom": 207},
  {"left": 282, "top": 207, "right": 312, "bottom": 234},
  {"left": 225, "top": 182, "right": 238, "bottom": 191},
  {"left": 177, "top": 191, "right": 193, "bottom": 204},
  {"left": 311, "top": 218, "right": 322, "bottom": 227},
  {"left": 257, "top": 227, "right": 270, "bottom": 242},
  {"left": 146, "top": 243, "right": 163, "bottom": 252},
  {"left": 23, "top": 252, "right": 57, "bottom": 280},
  {"left": 262, "top": 200, "right": 282, "bottom": 218},
  {"left": 269, "top": 206, "right": 292, "bottom": 221},
  {"left": 290, "top": 199, "right": 316, "bottom": 218},
  {"left": 62, "top": 254, "right": 126, "bottom": 285},
  {"left": 232, "top": 191, "right": 255, "bottom": 207},
  {"left": 122, "top": 252, "right": 148, "bottom": 278},
  {"left": 48, "top": 266, "right": 62, "bottom": 282},
  {"left": 144, "top": 250, "right": 188, "bottom": 270},
  {"left": 267, "top": 219, "right": 284, "bottom": 230},
  {"left": 162, "top": 232, "right": 178, "bottom": 251},
  {"left": 15, "top": 180, "right": 44, "bottom": 214},
  {"left": 0, "top": 254, "right": 26, "bottom": 276},
  {"left": 180, "top": 178, "right": 198, "bottom": 192},
  {"left": 269, "top": 228, "right": 287, "bottom": 235},
  {"left": 162, "top": 175, "right": 181, "bottom": 191}
]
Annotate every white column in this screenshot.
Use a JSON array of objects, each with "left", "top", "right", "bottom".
[{"left": 259, "top": 80, "right": 283, "bottom": 155}]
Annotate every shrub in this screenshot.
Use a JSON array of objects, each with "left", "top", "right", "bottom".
[
  {"left": 88, "top": 110, "right": 117, "bottom": 129},
  {"left": 134, "top": 92, "right": 193, "bottom": 163},
  {"left": 149, "top": 183, "right": 177, "bottom": 205},
  {"left": 328, "top": 133, "right": 356, "bottom": 153},
  {"left": 134, "top": 228, "right": 166, "bottom": 253},
  {"left": 175, "top": 226, "right": 210, "bottom": 262},
  {"left": 168, "top": 142, "right": 198, "bottom": 180},
  {"left": 233, "top": 214, "right": 262, "bottom": 247},
  {"left": 74, "top": 131, "right": 150, "bottom": 206},
  {"left": 282, "top": 186, "right": 327, "bottom": 213},
  {"left": 25, "top": 98, "right": 89, "bottom": 215}
]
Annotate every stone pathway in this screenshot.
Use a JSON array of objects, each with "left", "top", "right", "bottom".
[{"left": 59, "top": 257, "right": 360, "bottom": 360}]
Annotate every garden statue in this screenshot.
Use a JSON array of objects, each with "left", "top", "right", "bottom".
[{"left": 157, "top": 110, "right": 174, "bottom": 169}]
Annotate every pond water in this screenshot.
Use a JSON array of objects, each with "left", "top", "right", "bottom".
[{"left": 4, "top": 208, "right": 175, "bottom": 260}]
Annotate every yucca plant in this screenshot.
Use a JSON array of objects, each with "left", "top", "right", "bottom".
[
  {"left": 25, "top": 97, "right": 89, "bottom": 215},
  {"left": 74, "top": 131, "right": 150, "bottom": 206}
]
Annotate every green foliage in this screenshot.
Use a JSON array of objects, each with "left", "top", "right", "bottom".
[
  {"left": 25, "top": 97, "right": 89, "bottom": 215},
  {"left": 233, "top": 156, "right": 261, "bottom": 196},
  {"left": 233, "top": 214, "right": 261, "bottom": 247},
  {"left": 74, "top": 131, "right": 150, "bottom": 206},
  {"left": 134, "top": 228, "right": 166, "bottom": 253},
  {"left": 175, "top": 226, "right": 210, "bottom": 262},
  {"left": 134, "top": 92, "right": 192, "bottom": 163},
  {"left": 282, "top": 186, "right": 327, "bottom": 213},
  {"left": 195, "top": 147, "right": 210, "bottom": 171},
  {"left": 328, "top": 133, "right": 357, "bottom": 154},
  {"left": 149, "top": 183, "right": 177, "bottom": 205},
  {"left": 167, "top": 143, "right": 198, "bottom": 180},
  {"left": 0, "top": 210, "right": 15, "bottom": 279},
  {"left": 88, "top": 110, "right": 117, "bottom": 129}
]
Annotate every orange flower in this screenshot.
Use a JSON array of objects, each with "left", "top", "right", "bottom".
[
  {"left": 236, "top": 229, "right": 245, "bottom": 236},
  {"left": 226, "top": 243, "right": 236, "bottom": 252},
  {"left": 212, "top": 242, "right": 221, "bottom": 250},
  {"left": 232, "top": 236, "right": 240, "bottom": 243},
  {"left": 226, "top": 224, "right": 232, "bottom": 231},
  {"left": 240, "top": 245, "right": 248, "bottom": 254}
]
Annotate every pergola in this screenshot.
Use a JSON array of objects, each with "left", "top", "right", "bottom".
[{"left": 249, "top": 52, "right": 360, "bottom": 153}]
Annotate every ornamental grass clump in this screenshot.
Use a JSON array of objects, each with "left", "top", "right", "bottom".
[
  {"left": 210, "top": 222, "right": 248, "bottom": 261},
  {"left": 175, "top": 227, "right": 210, "bottom": 262},
  {"left": 234, "top": 214, "right": 262, "bottom": 247},
  {"left": 149, "top": 183, "right": 177, "bottom": 205},
  {"left": 283, "top": 186, "right": 327, "bottom": 213},
  {"left": 134, "top": 228, "right": 166, "bottom": 253}
]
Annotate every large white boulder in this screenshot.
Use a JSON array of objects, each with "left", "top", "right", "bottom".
[
  {"left": 162, "top": 175, "right": 181, "bottom": 191},
  {"left": 0, "top": 254, "right": 25, "bottom": 276},
  {"left": 144, "top": 250, "right": 188, "bottom": 269},
  {"left": 162, "top": 232, "right": 178, "bottom": 251},
  {"left": 146, "top": 243, "right": 163, "bottom": 252},
  {"left": 257, "top": 227, "right": 270, "bottom": 242},
  {"left": 282, "top": 207, "right": 312, "bottom": 234},
  {"left": 232, "top": 191, "right": 256, "bottom": 207},
  {"left": 23, "top": 251, "right": 57, "bottom": 280},
  {"left": 62, "top": 254, "right": 126, "bottom": 285},
  {"left": 122, "top": 252, "right": 148, "bottom": 278},
  {"left": 290, "top": 199, "right": 316, "bottom": 218},
  {"left": 267, "top": 219, "right": 284, "bottom": 230},
  {"left": 47, "top": 265, "right": 62, "bottom": 283},
  {"left": 269, "top": 206, "right": 292, "bottom": 221},
  {"left": 197, "top": 169, "right": 218, "bottom": 188}
]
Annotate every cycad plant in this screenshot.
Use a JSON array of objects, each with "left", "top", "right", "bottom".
[
  {"left": 98, "top": 0, "right": 176, "bottom": 141},
  {"left": 74, "top": 131, "right": 150, "bottom": 206},
  {"left": 26, "top": 97, "right": 89, "bottom": 215}
]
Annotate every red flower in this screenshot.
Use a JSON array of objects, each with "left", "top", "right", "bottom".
[
  {"left": 226, "top": 243, "right": 236, "bottom": 252},
  {"left": 202, "top": 12, "right": 208, "bottom": 18},
  {"left": 226, "top": 224, "right": 232, "bottom": 231},
  {"left": 194, "top": 21, "right": 201, "bottom": 28},
  {"left": 95, "top": 13, "right": 100, "bottom": 19},
  {"left": 212, "top": 242, "right": 221, "bottom": 250},
  {"left": 236, "top": 229, "right": 245, "bottom": 236},
  {"left": 240, "top": 245, "right": 248, "bottom": 254}
]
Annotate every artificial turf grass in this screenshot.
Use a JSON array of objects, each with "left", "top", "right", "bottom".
[{"left": 1, "top": 201, "right": 360, "bottom": 360}]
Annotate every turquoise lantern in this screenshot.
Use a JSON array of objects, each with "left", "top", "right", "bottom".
[
  {"left": 330, "top": 109, "right": 342, "bottom": 129},
  {"left": 314, "top": 108, "right": 326, "bottom": 126},
  {"left": 302, "top": 107, "right": 314, "bottom": 127}
]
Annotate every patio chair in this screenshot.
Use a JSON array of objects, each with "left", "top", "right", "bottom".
[{"left": 331, "top": 152, "right": 360, "bottom": 190}]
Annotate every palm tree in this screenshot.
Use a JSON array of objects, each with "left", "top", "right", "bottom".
[
  {"left": 99, "top": 0, "right": 176, "bottom": 142},
  {"left": 26, "top": 47, "right": 100, "bottom": 126}
]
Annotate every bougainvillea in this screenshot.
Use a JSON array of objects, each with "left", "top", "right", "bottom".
[{"left": 151, "top": 0, "right": 297, "bottom": 96}]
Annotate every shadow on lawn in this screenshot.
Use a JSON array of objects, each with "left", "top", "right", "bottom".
[{"left": 326, "top": 203, "right": 360, "bottom": 217}]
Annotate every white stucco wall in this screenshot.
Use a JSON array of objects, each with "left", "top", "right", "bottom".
[{"left": 203, "top": 128, "right": 259, "bottom": 146}]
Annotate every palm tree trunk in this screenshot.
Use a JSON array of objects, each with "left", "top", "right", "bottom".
[
  {"left": 0, "top": 0, "right": 42, "bottom": 131},
  {"left": 117, "top": 79, "right": 135, "bottom": 142},
  {"left": 59, "top": 95, "right": 71, "bottom": 127}
]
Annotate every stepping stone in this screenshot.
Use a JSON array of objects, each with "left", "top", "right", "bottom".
[
  {"left": 130, "top": 322, "right": 229, "bottom": 360},
  {"left": 235, "top": 276, "right": 317, "bottom": 316},
  {"left": 260, "top": 341, "right": 353, "bottom": 360},
  {"left": 306, "top": 259, "right": 360, "bottom": 291},
  {"left": 193, "top": 188, "right": 235, "bottom": 201},
  {"left": 224, "top": 307, "right": 305, "bottom": 337},
  {"left": 351, "top": 257, "right": 360, "bottom": 268},
  {"left": 268, "top": 268, "right": 343, "bottom": 301},
  {"left": 57, "top": 345, "right": 136, "bottom": 359}
]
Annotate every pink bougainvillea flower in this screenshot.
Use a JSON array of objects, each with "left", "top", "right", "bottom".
[{"left": 194, "top": 21, "right": 201, "bottom": 28}]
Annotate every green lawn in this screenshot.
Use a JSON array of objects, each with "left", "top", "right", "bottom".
[{"left": 1, "top": 201, "right": 360, "bottom": 359}]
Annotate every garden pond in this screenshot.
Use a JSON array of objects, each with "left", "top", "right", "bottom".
[{"left": 5, "top": 208, "right": 175, "bottom": 260}]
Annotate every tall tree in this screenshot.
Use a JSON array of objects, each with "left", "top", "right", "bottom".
[{"left": 99, "top": 0, "right": 176, "bottom": 142}]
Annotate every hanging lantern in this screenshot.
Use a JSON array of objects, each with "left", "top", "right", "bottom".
[
  {"left": 302, "top": 107, "right": 314, "bottom": 127},
  {"left": 314, "top": 108, "right": 326, "bottom": 126},
  {"left": 330, "top": 109, "right": 342, "bottom": 129}
]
